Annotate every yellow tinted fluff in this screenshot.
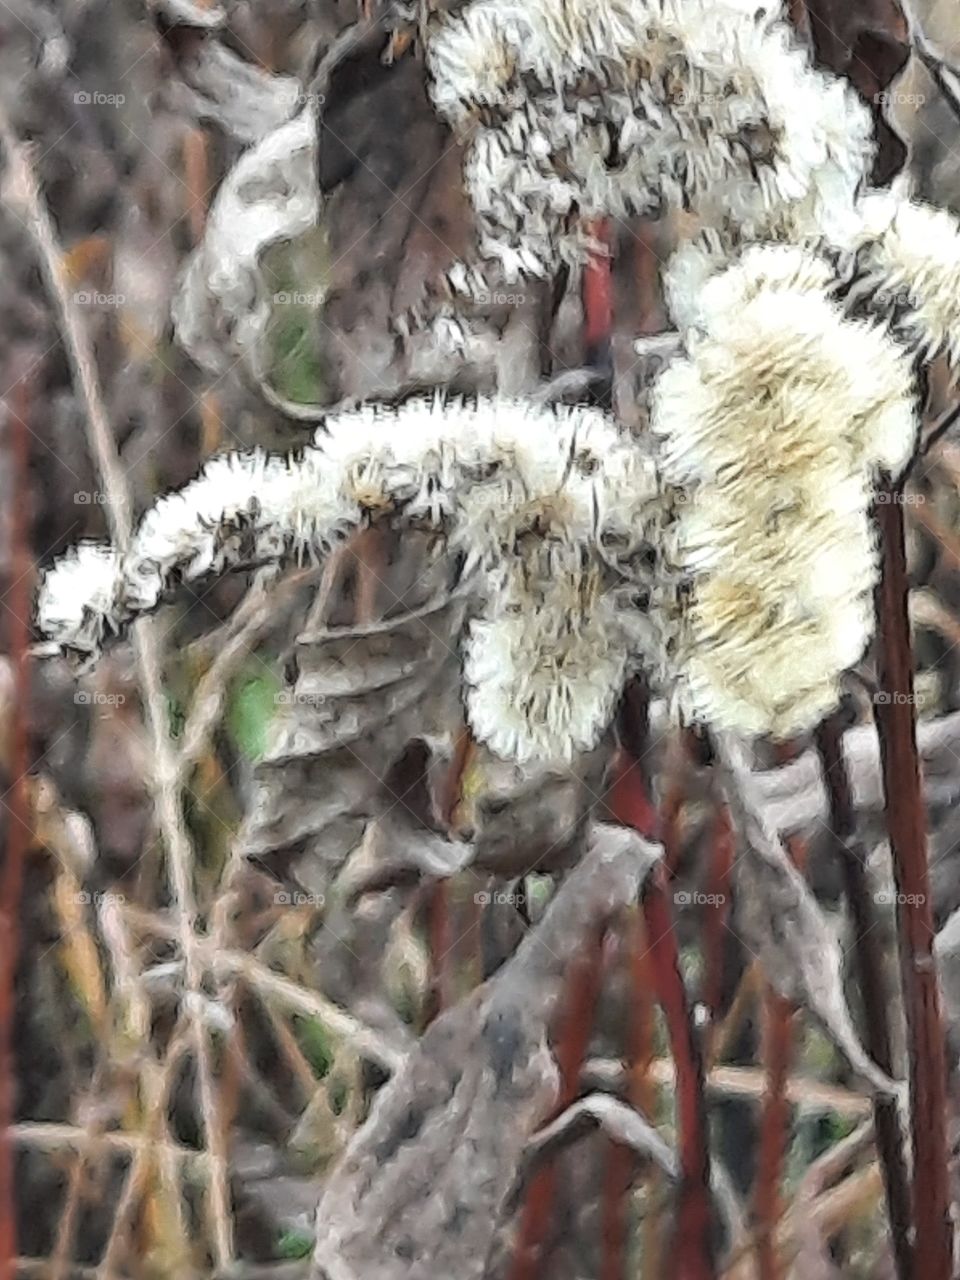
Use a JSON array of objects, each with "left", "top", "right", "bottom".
[{"left": 652, "top": 257, "right": 916, "bottom": 738}]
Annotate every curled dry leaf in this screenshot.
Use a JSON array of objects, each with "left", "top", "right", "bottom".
[
  {"left": 526, "top": 1093, "right": 677, "bottom": 1178},
  {"left": 172, "top": 110, "right": 319, "bottom": 376},
  {"left": 743, "top": 707, "right": 960, "bottom": 835},
  {"left": 241, "top": 586, "right": 469, "bottom": 898},
  {"left": 315, "top": 32, "right": 551, "bottom": 404},
  {"left": 309, "top": 824, "right": 661, "bottom": 1280},
  {"left": 718, "top": 736, "right": 903, "bottom": 1103},
  {"left": 163, "top": 41, "right": 304, "bottom": 144}
]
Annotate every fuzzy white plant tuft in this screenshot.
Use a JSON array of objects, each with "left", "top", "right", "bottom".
[
  {"left": 652, "top": 248, "right": 918, "bottom": 737},
  {"left": 38, "top": 396, "right": 658, "bottom": 764},
  {"left": 427, "top": 0, "right": 873, "bottom": 285},
  {"left": 850, "top": 187, "right": 960, "bottom": 368},
  {"left": 37, "top": 542, "right": 124, "bottom": 657}
]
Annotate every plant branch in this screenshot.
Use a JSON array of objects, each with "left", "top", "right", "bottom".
[
  {"left": 815, "top": 716, "right": 913, "bottom": 1280},
  {"left": 872, "top": 481, "right": 952, "bottom": 1280},
  {"left": 0, "top": 364, "right": 36, "bottom": 1280}
]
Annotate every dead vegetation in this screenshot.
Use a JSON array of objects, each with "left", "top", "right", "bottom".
[{"left": 4, "top": 2, "right": 960, "bottom": 1279}]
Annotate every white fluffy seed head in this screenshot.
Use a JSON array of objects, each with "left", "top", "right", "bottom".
[
  {"left": 464, "top": 559, "right": 629, "bottom": 763},
  {"left": 37, "top": 542, "right": 123, "bottom": 655},
  {"left": 428, "top": 0, "right": 873, "bottom": 280},
  {"left": 36, "top": 396, "right": 659, "bottom": 765},
  {"left": 852, "top": 188, "right": 960, "bottom": 367},
  {"left": 657, "top": 249, "right": 918, "bottom": 480},
  {"left": 651, "top": 255, "right": 916, "bottom": 739}
]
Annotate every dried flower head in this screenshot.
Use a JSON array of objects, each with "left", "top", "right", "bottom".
[
  {"left": 37, "top": 396, "right": 658, "bottom": 764},
  {"left": 651, "top": 251, "right": 917, "bottom": 737},
  {"left": 661, "top": 244, "right": 919, "bottom": 477},
  {"left": 465, "top": 553, "right": 633, "bottom": 764},
  {"left": 427, "top": 0, "right": 873, "bottom": 284},
  {"left": 36, "top": 542, "right": 124, "bottom": 656},
  {"left": 850, "top": 187, "right": 960, "bottom": 367}
]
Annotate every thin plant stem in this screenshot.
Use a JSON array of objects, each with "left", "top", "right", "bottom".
[
  {"left": 873, "top": 483, "right": 951, "bottom": 1280},
  {"left": 815, "top": 716, "right": 912, "bottom": 1280}
]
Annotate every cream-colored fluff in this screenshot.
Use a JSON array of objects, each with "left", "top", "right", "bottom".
[
  {"left": 651, "top": 258, "right": 917, "bottom": 738},
  {"left": 427, "top": 0, "right": 873, "bottom": 281},
  {"left": 37, "top": 396, "right": 658, "bottom": 764},
  {"left": 853, "top": 188, "right": 960, "bottom": 367},
  {"left": 464, "top": 557, "right": 631, "bottom": 763}
]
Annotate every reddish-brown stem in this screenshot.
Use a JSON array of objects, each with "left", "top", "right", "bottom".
[
  {"left": 641, "top": 870, "right": 715, "bottom": 1280},
  {"left": 424, "top": 883, "right": 453, "bottom": 1023},
  {"left": 873, "top": 484, "right": 951, "bottom": 1280},
  {"left": 630, "top": 912, "right": 663, "bottom": 1279},
  {"left": 582, "top": 218, "right": 614, "bottom": 359},
  {"left": 438, "top": 725, "right": 473, "bottom": 829},
  {"left": 600, "top": 909, "right": 659, "bottom": 1280},
  {"left": 753, "top": 991, "right": 794, "bottom": 1280},
  {"left": 507, "top": 925, "right": 607, "bottom": 1280},
  {"left": 752, "top": 828, "right": 806, "bottom": 1280},
  {"left": 182, "top": 127, "right": 211, "bottom": 245},
  {"left": 608, "top": 747, "right": 657, "bottom": 842},
  {"left": 609, "top": 737, "right": 714, "bottom": 1279},
  {"left": 0, "top": 367, "right": 36, "bottom": 1280},
  {"left": 658, "top": 731, "right": 690, "bottom": 876},
  {"left": 815, "top": 717, "right": 912, "bottom": 1280},
  {"left": 702, "top": 804, "right": 735, "bottom": 1062},
  {"left": 424, "top": 726, "right": 475, "bottom": 1025}
]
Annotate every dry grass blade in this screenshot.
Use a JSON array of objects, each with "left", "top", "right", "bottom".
[
  {"left": 0, "top": 106, "right": 235, "bottom": 1274},
  {"left": 0, "top": 367, "right": 37, "bottom": 1280}
]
